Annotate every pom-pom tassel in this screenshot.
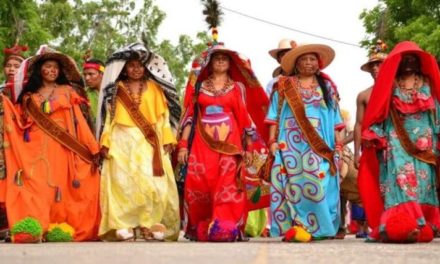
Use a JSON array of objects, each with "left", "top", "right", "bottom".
[
  {"left": 23, "top": 128, "right": 30, "bottom": 142},
  {"left": 41, "top": 100, "right": 52, "bottom": 114}
]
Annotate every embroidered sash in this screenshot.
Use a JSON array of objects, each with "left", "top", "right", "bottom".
[
  {"left": 279, "top": 76, "right": 337, "bottom": 176},
  {"left": 196, "top": 111, "right": 241, "bottom": 155},
  {"left": 117, "top": 85, "right": 164, "bottom": 176},
  {"left": 24, "top": 94, "right": 94, "bottom": 163},
  {"left": 390, "top": 107, "right": 437, "bottom": 166}
]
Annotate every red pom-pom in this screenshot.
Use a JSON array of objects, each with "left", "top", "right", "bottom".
[
  {"left": 417, "top": 225, "right": 434, "bottom": 243},
  {"left": 284, "top": 227, "right": 297, "bottom": 242},
  {"left": 385, "top": 212, "right": 418, "bottom": 243},
  {"left": 196, "top": 220, "right": 210, "bottom": 242},
  {"left": 13, "top": 232, "right": 38, "bottom": 243}
]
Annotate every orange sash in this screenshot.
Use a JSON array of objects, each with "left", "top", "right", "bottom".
[
  {"left": 116, "top": 85, "right": 164, "bottom": 176},
  {"left": 24, "top": 94, "right": 94, "bottom": 163},
  {"left": 279, "top": 76, "right": 337, "bottom": 176}
]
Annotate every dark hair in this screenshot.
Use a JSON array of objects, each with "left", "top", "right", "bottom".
[
  {"left": 85, "top": 58, "right": 105, "bottom": 67},
  {"left": 397, "top": 53, "right": 421, "bottom": 76},
  {"left": 117, "top": 53, "right": 149, "bottom": 81},
  {"left": 17, "top": 58, "right": 71, "bottom": 104},
  {"left": 315, "top": 73, "right": 331, "bottom": 107}
]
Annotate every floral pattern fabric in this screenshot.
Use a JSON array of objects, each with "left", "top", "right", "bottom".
[{"left": 367, "top": 84, "right": 440, "bottom": 229}]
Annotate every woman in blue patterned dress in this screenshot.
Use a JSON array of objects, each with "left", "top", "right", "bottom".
[{"left": 265, "top": 42, "right": 345, "bottom": 240}]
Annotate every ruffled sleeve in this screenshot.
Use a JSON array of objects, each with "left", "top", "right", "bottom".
[
  {"left": 392, "top": 85, "right": 435, "bottom": 114},
  {"left": 362, "top": 123, "right": 388, "bottom": 149}
]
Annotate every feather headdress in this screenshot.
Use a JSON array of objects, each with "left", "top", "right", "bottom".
[{"left": 202, "top": 0, "right": 223, "bottom": 44}]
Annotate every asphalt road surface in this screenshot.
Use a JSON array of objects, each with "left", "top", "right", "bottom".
[{"left": 1, "top": 234, "right": 439, "bottom": 264}]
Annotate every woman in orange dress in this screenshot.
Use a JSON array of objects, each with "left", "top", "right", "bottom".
[{"left": 0, "top": 46, "right": 100, "bottom": 242}]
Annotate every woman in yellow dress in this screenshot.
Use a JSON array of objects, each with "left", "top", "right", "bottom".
[{"left": 96, "top": 43, "right": 181, "bottom": 241}]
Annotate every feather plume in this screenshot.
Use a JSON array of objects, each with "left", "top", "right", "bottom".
[{"left": 202, "top": 0, "right": 223, "bottom": 30}]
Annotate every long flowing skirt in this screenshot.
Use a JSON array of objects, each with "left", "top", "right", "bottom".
[{"left": 99, "top": 125, "right": 180, "bottom": 241}]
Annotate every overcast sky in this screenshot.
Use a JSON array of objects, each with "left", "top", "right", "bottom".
[{"left": 154, "top": 0, "right": 380, "bottom": 128}]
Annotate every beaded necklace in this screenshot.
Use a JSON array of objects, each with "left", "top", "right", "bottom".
[
  {"left": 124, "top": 80, "right": 145, "bottom": 107},
  {"left": 203, "top": 76, "right": 234, "bottom": 96},
  {"left": 297, "top": 76, "right": 318, "bottom": 98}
]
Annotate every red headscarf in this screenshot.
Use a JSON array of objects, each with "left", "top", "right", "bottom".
[
  {"left": 362, "top": 41, "right": 440, "bottom": 131},
  {"left": 358, "top": 41, "right": 440, "bottom": 229},
  {"left": 182, "top": 44, "right": 269, "bottom": 141}
]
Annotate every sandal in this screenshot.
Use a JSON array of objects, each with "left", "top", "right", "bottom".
[
  {"left": 115, "top": 228, "right": 135, "bottom": 241},
  {"left": 140, "top": 224, "right": 167, "bottom": 241}
]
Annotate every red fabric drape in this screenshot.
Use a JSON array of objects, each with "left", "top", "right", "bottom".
[{"left": 358, "top": 41, "right": 440, "bottom": 229}]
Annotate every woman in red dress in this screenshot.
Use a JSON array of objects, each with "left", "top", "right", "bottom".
[{"left": 177, "top": 44, "right": 268, "bottom": 242}]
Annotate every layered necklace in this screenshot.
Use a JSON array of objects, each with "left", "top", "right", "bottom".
[
  {"left": 124, "top": 80, "right": 145, "bottom": 107},
  {"left": 203, "top": 76, "right": 234, "bottom": 96}
]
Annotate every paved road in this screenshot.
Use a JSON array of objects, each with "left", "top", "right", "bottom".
[{"left": 1, "top": 235, "right": 439, "bottom": 264}]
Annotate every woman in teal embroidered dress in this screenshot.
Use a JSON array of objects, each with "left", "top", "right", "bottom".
[
  {"left": 360, "top": 41, "right": 440, "bottom": 242},
  {"left": 265, "top": 43, "right": 345, "bottom": 239}
]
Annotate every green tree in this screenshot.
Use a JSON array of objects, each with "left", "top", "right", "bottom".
[
  {"left": 0, "top": 0, "right": 52, "bottom": 64},
  {"left": 360, "top": 0, "right": 440, "bottom": 58},
  {"left": 1, "top": 0, "right": 209, "bottom": 93}
]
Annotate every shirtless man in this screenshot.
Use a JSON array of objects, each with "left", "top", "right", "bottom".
[{"left": 354, "top": 44, "right": 387, "bottom": 169}]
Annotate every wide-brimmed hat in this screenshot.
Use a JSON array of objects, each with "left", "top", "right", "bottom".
[
  {"left": 360, "top": 52, "right": 387, "bottom": 72},
  {"left": 281, "top": 43, "right": 335, "bottom": 75},
  {"left": 268, "top": 39, "right": 296, "bottom": 60},
  {"left": 27, "top": 45, "right": 81, "bottom": 83},
  {"left": 188, "top": 43, "right": 261, "bottom": 89},
  {"left": 360, "top": 40, "right": 388, "bottom": 73}
]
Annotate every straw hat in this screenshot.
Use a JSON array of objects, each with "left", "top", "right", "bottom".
[
  {"left": 27, "top": 45, "right": 81, "bottom": 83},
  {"left": 360, "top": 40, "right": 388, "bottom": 72},
  {"left": 360, "top": 52, "right": 387, "bottom": 72},
  {"left": 280, "top": 43, "right": 335, "bottom": 75},
  {"left": 268, "top": 39, "right": 296, "bottom": 60}
]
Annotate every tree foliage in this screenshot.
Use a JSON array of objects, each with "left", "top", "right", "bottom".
[
  {"left": 0, "top": 0, "right": 208, "bottom": 93},
  {"left": 360, "top": 0, "right": 440, "bottom": 58}
]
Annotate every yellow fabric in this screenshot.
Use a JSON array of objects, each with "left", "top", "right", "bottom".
[
  {"left": 244, "top": 209, "right": 267, "bottom": 237},
  {"left": 100, "top": 80, "right": 176, "bottom": 148},
  {"left": 99, "top": 126, "right": 180, "bottom": 241},
  {"left": 98, "top": 81, "right": 180, "bottom": 241}
]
